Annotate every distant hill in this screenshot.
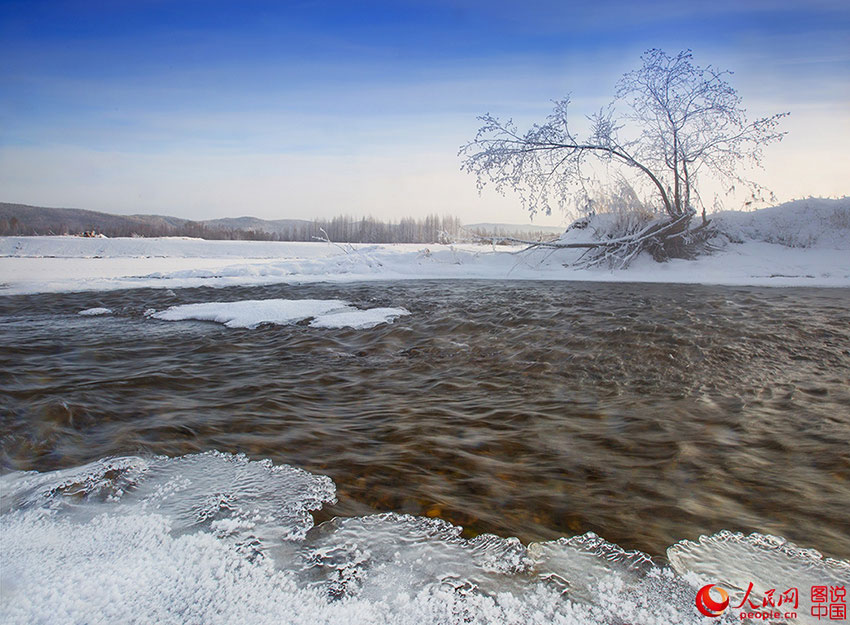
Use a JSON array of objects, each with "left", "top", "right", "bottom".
[
  {"left": 202, "top": 216, "right": 312, "bottom": 235},
  {"left": 0, "top": 202, "right": 196, "bottom": 236},
  {"left": 0, "top": 202, "right": 465, "bottom": 243},
  {"left": 0, "top": 203, "right": 311, "bottom": 239}
]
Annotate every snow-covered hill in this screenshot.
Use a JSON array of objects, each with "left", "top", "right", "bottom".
[{"left": 713, "top": 197, "right": 850, "bottom": 249}]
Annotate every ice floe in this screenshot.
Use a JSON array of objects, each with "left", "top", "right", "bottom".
[
  {"left": 78, "top": 307, "right": 113, "bottom": 315},
  {"left": 149, "top": 298, "right": 409, "bottom": 329}
]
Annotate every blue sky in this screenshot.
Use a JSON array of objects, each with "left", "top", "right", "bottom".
[{"left": 1, "top": 0, "right": 848, "bottom": 224}]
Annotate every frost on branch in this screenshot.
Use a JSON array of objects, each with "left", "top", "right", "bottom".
[{"left": 459, "top": 49, "right": 788, "bottom": 267}]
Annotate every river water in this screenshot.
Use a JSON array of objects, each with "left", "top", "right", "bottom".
[{"left": 1, "top": 280, "right": 849, "bottom": 624}]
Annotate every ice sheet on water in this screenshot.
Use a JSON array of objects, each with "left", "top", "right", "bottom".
[
  {"left": 527, "top": 533, "right": 739, "bottom": 624},
  {"left": 293, "top": 513, "right": 532, "bottom": 602},
  {"left": 0, "top": 451, "right": 335, "bottom": 542},
  {"left": 0, "top": 455, "right": 151, "bottom": 513},
  {"left": 290, "top": 514, "right": 730, "bottom": 624},
  {"left": 78, "top": 307, "right": 113, "bottom": 315},
  {"left": 2, "top": 453, "right": 846, "bottom": 625},
  {"left": 150, "top": 298, "right": 410, "bottom": 329}
]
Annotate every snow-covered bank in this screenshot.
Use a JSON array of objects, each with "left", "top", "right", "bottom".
[{"left": 1, "top": 199, "right": 847, "bottom": 294}]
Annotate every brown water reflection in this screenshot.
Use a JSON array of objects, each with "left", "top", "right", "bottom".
[{"left": 1, "top": 280, "right": 849, "bottom": 559}]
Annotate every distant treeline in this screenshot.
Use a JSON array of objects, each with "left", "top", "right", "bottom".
[
  {"left": 0, "top": 203, "right": 559, "bottom": 243},
  {"left": 226, "top": 217, "right": 557, "bottom": 244},
  {"left": 0, "top": 212, "right": 464, "bottom": 243},
  {"left": 266, "top": 214, "right": 465, "bottom": 244}
]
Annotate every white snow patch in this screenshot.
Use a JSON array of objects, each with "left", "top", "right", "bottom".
[
  {"left": 78, "top": 307, "right": 113, "bottom": 316},
  {"left": 151, "top": 299, "right": 409, "bottom": 329},
  {"left": 310, "top": 307, "right": 410, "bottom": 329},
  {"left": 151, "top": 299, "right": 349, "bottom": 328}
]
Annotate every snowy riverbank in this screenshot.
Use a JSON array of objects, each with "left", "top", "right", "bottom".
[{"left": 1, "top": 199, "right": 847, "bottom": 294}]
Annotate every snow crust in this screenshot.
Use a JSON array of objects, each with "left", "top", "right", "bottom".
[
  {"left": 149, "top": 299, "right": 410, "bottom": 329},
  {"left": 1, "top": 199, "right": 848, "bottom": 294},
  {"left": 2, "top": 452, "right": 846, "bottom": 625}
]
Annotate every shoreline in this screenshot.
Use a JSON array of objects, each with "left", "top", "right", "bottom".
[{"left": 2, "top": 235, "right": 848, "bottom": 295}]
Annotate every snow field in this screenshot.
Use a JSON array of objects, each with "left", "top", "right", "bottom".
[{"left": 2, "top": 198, "right": 848, "bottom": 294}]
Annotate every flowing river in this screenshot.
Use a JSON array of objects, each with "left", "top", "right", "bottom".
[{"left": 1, "top": 280, "right": 849, "bottom": 624}]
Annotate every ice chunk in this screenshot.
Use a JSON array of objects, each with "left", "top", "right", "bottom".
[
  {"left": 78, "top": 307, "right": 113, "bottom": 315},
  {"left": 151, "top": 299, "right": 410, "bottom": 330},
  {"left": 151, "top": 298, "right": 350, "bottom": 328}
]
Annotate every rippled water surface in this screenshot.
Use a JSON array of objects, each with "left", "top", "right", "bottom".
[{"left": 2, "top": 280, "right": 849, "bottom": 560}]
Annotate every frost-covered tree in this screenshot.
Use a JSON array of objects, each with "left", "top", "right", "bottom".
[{"left": 460, "top": 49, "right": 787, "bottom": 266}]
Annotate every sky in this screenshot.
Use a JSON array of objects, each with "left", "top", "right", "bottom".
[{"left": 1, "top": 0, "right": 848, "bottom": 226}]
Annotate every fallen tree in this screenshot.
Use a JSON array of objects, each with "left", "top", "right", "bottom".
[{"left": 460, "top": 49, "right": 787, "bottom": 267}]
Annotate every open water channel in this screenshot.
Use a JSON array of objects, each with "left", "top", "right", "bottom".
[{"left": 1, "top": 280, "right": 848, "bottom": 624}]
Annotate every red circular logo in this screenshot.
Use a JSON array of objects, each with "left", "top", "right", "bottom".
[{"left": 696, "top": 584, "right": 730, "bottom": 617}]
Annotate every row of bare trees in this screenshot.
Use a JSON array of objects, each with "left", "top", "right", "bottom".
[
  {"left": 0, "top": 213, "right": 466, "bottom": 244},
  {"left": 302, "top": 214, "right": 463, "bottom": 244}
]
